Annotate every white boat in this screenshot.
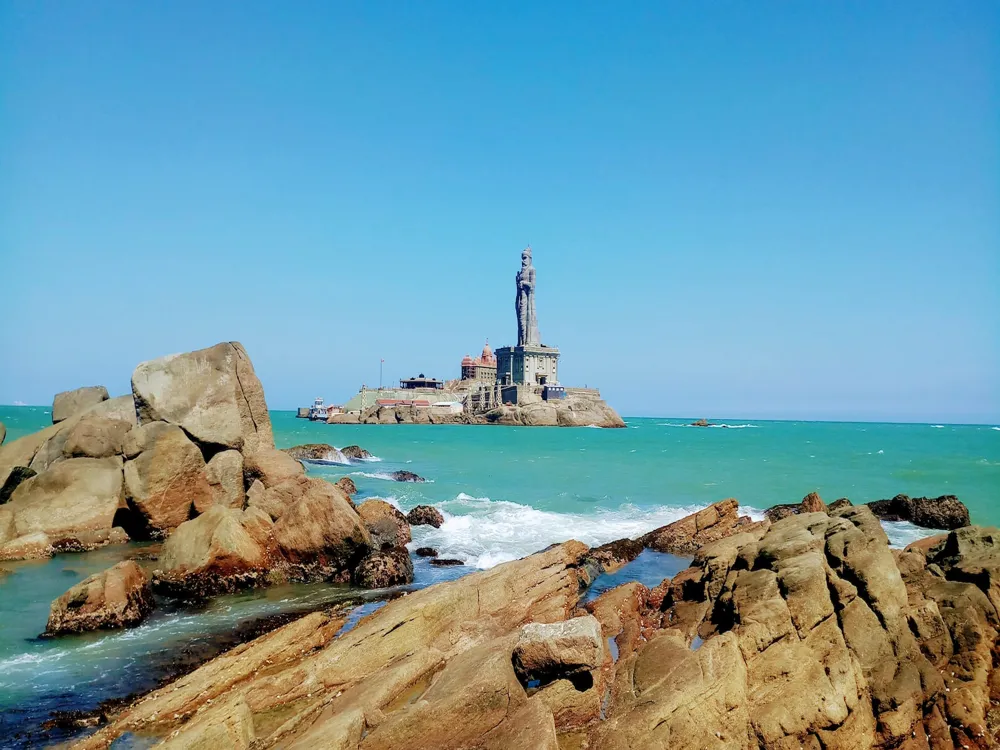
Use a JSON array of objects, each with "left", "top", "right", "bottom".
[{"left": 308, "top": 397, "right": 330, "bottom": 421}]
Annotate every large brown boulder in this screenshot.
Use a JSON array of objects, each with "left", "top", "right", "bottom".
[
  {"left": 272, "top": 479, "right": 372, "bottom": 579},
  {"left": 639, "top": 498, "right": 767, "bottom": 555},
  {"left": 765, "top": 490, "right": 828, "bottom": 522},
  {"left": 1, "top": 456, "right": 126, "bottom": 556},
  {"left": 153, "top": 505, "right": 276, "bottom": 598},
  {"left": 44, "top": 560, "right": 154, "bottom": 635},
  {"left": 202, "top": 450, "right": 245, "bottom": 511},
  {"left": 357, "top": 499, "right": 411, "bottom": 550},
  {"left": 406, "top": 505, "right": 444, "bottom": 528},
  {"left": 123, "top": 423, "right": 213, "bottom": 537},
  {"left": 62, "top": 415, "right": 132, "bottom": 459},
  {"left": 867, "top": 493, "right": 970, "bottom": 530},
  {"left": 512, "top": 615, "right": 604, "bottom": 684},
  {"left": 131, "top": 342, "right": 273, "bottom": 453},
  {"left": 52, "top": 385, "right": 109, "bottom": 423},
  {"left": 340, "top": 445, "right": 372, "bottom": 460},
  {"left": 243, "top": 447, "right": 305, "bottom": 489}
]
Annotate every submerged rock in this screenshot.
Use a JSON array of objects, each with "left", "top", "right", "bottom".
[
  {"left": 387, "top": 470, "right": 425, "bottom": 483},
  {"left": 45, "top": 560, "right": 154, "bottom": 635},
  {"left": 340, "top": 445, "right": 372, "bottom": 461},
  {"left": 867, "top": 493, "right": 970, "bottom": 530},
  {"left": 430, "top": 558, "right": 465, "bottom": 567},
  {"left": 52, "top": 386, "right": 109, "bottom": 424},
  {"left": 282, "top": 444, "right": 342, "bottom": 461},
  {"left": 406, "top": 505, "right": 444, "bottom": 528},
  {"left": 131, "top": 342, "right": 273, "bottom": 453},
  {"left": 415, "top": 547, "right": 438, "bottom": 557}
]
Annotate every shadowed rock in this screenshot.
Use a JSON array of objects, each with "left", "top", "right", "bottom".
[
  {"left": 356, "top": 500, "right": 410, "bottom": 550},
  {"left": 353, "top": 547, "right": 413, "bottom": 588},
  {"left": 867, "top": 493, "right": 969, "bottom": 530},
  {"left": 406, "top": 505, "right": 444, "bottom": 528}
]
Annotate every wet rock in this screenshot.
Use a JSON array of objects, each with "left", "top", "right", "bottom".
[
  {"left": 334, "top": 476, "right": 357, "bottom": 498},
  {"left": 202, "top": 450, "right": 245, "bottom": 511},
  {"left": 61, "top": 415, "right": 132, "bottom": 459},
  {"left": 512, "top": 615, "right": 604, "bottom": 684},
  {"left": 123, "top": 423, "right": 213, "bottom": 536},
  {"left": 44, "top": 561, "right": 154, "bottom": 635},
  {"left": 430, "top": 558, "right": 464, "bottom": 567},
  {"left": 867, "top": 493, "right": 970, "bottom": 530},
  {"left": 415, "top": 547, "right": 438, "bottom": 557},
  {"left": 0, "top": 465, "right": 36, "bottom": 505},
  {"left": 386, "top": 470, "right": 425, "bottom": 483},
  {"left": 340, "top": 445, "right": 372, "bottom": 461},
  {"left": 131, "top": 342, "right": 273, "bottom": 453},
  {"left": 406, "top": 505, "right": 444, "bottom": 528},
  {"left": 587, "top": 537, "right": 644, "bottom": 574},
  {"left": 154, "top": 505, "right": 275, "bottom": 598},
  {"left": 352, "top": 547, "right": 414, "bottom": 588},
  {"left": 0, "top": 531, "right": 53, "bottom": 561},
  {"left": 282, "top": 444, "right": 342, "bottom": 461},
  {"left": 1, "top": 456, "right": 126, "bottom": 557},
  {"left": 52, "top": 386, "right": 109, "bottom": 423},
  {"left": 357, "top": 499, "right": 411, "bottom": 549},
  {"left": 690, "top": 418, "right": 713, "bottom": 427},
  {"left": 639, "top": 498, "right": 767, "bottom": 555}
]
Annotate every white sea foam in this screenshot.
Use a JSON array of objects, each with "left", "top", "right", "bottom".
[
  {"left": 408, "top": 493, "right": 754, "bottom": 570},
  {"left": 351, "top": 471, "right": 433, "bottom": 483},
  {"left": 881, "top": 520, "right": 940, "bottom": 549},
  {"left": 657, "top": 422, "right": 759, "bottom": 429},
  {"left": 992, "top": 426, "right": 1000, "bottom": 431}
]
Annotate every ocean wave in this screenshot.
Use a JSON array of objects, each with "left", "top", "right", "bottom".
[
  {"left": 992, "top": 427, "right": 1000, "bottom": 432},
  {"left": 657, "top": 422, "right": 759, "bottom": 429},
  {"left": 408, "top": 493, "right": 748, "bottom": 570},
  {"left": 351, "top": 471, "right": 433, "bottom": 483},
  {"left": 881, "top": 520, "right": 939, "bottom": 549}
]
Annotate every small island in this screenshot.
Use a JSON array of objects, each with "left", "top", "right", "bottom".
[{"left": 322, "top": 247, "right": 625, "bottom": 428}]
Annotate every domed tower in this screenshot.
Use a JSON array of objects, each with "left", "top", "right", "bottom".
[{"left": 481, "top": 340, "right": 496, "bottom": 367}]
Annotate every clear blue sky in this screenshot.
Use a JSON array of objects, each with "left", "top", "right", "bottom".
[{"left": 1, "top": 2, "right": 997, "bottom": 422}]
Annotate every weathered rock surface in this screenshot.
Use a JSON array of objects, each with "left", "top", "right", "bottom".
[
  {"left": 587, "top": 537, "right": 645, "bottom": 574},
  {"left": 0, "top": 531, "right": 53, "bottom": 561},
  {"left": 386, "top": 470, "right": 425, "bottom": 483},
  {"left": 1, "top": 456, "right": 126, "bottom": 556},
  {"left": 512, "top": 615, "right": 604, "bottom": 684},
  {"left": 61, "top": 415, "right": 132, "bottom": 459},
  {"left": 484, "top": 393, "right": 626, "bottom": 428},
  {"left": 123, "top": 423, "right": 213, "bottom": 536},
  {"left": 765, "top": 490, "right": 828, "bottom": 521},
  {"left": 430, "top": 558, "right": 465, "bottom": 566},
  {"left": 868, "top": 493, "right": 970, "bottom": 530},
  {"left": 202, "top": 449, "right": 245, "bottom": 511},
  {"left": 406, "top": 505, "right": 444, "bottom": 528},
  {"left": 352, "top": 547, "right": 414, "bottom": 588},
  {"left": 131, "top": 342, "right": 273, "bottom": 453},
  {"left": 0, "top": 465, "right": 36, "bottom": 505},
  {"left": 639, "top": 497, "right": 767, "bottom": 555},
  {"left": 71, "top": 541, "right": 587, "bottom": 750},
  {"left": 45, "top": 560, "right": 154, "bottom": 635},
  {"left": 52, "top": 385, "right": 109, "bottom": 423},
  {"left": 282, "top": 443, "right": 344, "bottom": 461},
  {"left": 153, "top": 505, "right": 275, "bottom": 598},
  {"left": 335, "top": 476, "right": 357, "bottom": 498},
  {"left": 357, "top": 500, "right": 411, "bottom": 550},
  {"left": 243, "top": 447, "right": 305, "bottom": 488},
  {"left": 415, "top": 546, "right": 438, "bottom": 557}
]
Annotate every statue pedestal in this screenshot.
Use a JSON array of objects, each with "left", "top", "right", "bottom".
[{"left": 495, "top": 344, "right": 560, "bottom": 388}]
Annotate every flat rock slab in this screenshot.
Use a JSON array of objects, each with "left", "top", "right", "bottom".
[{"left": 512, "top": 614, "right": 604, "bottom": 683}]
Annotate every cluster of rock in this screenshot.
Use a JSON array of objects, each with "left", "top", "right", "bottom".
[
  {"left": 0, "top": 342, "right": 454, "bottom": 636},
  {"left": 327, "top": 391, "right": 626, "bottom": 428},
  {"left": 766, "top": 490, "right": 971, "bottom": 530},
  {"left": 65, "top": 495, "right": 1000, "bottom": 750}
]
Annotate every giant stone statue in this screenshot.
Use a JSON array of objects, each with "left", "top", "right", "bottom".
[{"left": 516, "top": 246, "right": 540, "bottom": 346}]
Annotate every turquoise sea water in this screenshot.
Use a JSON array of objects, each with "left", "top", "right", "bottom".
[{"left": 0, "top": 406, "right": 997, "bottom": 746}]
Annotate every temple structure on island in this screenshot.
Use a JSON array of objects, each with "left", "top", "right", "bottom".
[
  {"left": 460, "top": 342, "right": 497, "bottom": 383},
  {"left": 494, "top": 247, "right": 560, "bottom": 389}
]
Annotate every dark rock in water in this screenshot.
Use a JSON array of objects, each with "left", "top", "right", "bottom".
[
  {"left": 690, "top": 419, "right": 713, "bottom": 427},
  {"left": 353, "top": 547, "right": 414, "bottom": 588},
  {"left": 44, "top": 561, "right": 154, "bottom": 635},
  {"left": 0, "top": 465, "right": 37, "bottom": 504},
  {"left": 407, "top": 505, "right": 444, "bottom": 528},
  {"left": 388, "top": 470, "right": 426, "bottom": 483},
  {"left": 415, "top": 547, "right": 438, "bottom": 557},
  {"left": 764, "top": 492, "right": 828, "bottom": 522},
  {"left": 429, "top": 558, "right": 464, "bottom": 567},
  {"left": 587, "top": 537, "right": 644, "bottom": 574},
  {"left": 867, "top": 494, "right": 969, "bottom": 530},
  {"left": 283, "top": 443, "right": 341, "bottom": 461},
  {"left": 341, "top": 445, "right": 372, "bottom": 461},
  {"left": 357, "top": 499, "right": 411, "bottom": 550}
]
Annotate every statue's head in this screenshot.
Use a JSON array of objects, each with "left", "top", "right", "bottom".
[{"left": 521, "top": 246, "right": 532, "bottom": 267}]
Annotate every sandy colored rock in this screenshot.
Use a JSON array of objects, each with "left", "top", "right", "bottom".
[
  {"left": 4, "top": 456, "right": 126, "bottom": 554},
  {"left": 0, "top": 531, "right": 53, "bottom": 561},
  {"left": 353, "top": 547, "right": 414, "bottom": 588},
  {"left": 202, "top": 449, "right": 245, "bottom": 511},
  {"left": 406, "top": 505, "right": 444, "bottom": 528},
  {"left": 357, "top": 499, "right": 411, "bottom": 550},
  {"left": 243, "top": 447, "right": 305, "bottom": 488},
  {"left": 341, "top": 446, "right": 372, "bottom": 461},
  {"left": 52, "top": 385, "right": 109, "bottom": 423},
  {"left": 45, "top": 560, "right": 154, "bottom": 635},
  {"left": 282, "top": 443, "right": 343, "bottom": 461},
  {"left": 479, "top": 695, "right": 559, "bottom": 750},
  {"left": 154, "top": 505, "right": 276, "bottom": 597},
  {"left": 61, "top": 415, "right": 132, "bottom": 459},
  {"left": 512, "top": 615, "right": 604, "bottom": 683},
  {"left": 272, "top": 478, "right": 371, "bottom": 578},
  {"left": 639, "top": 498, "right": 767, "bottom": 555},
  {"left": 123, "top": 423, "right": 213, "bottom": 536},
  {"left": 131, "top": 342, "right": 273, "bottom": 453},
  {"left": 766, "top": 490, "right": 828, "bottom": 521},
  {"left": 334, "top": 476, "right": 357, "bottom": 498}
]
